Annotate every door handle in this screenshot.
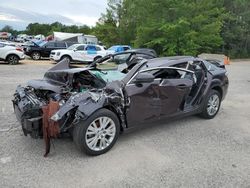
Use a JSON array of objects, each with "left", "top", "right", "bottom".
[{"left": 177, "top": 84, "right": 187, "bottom": 89}]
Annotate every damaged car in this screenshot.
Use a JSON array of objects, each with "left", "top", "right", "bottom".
[{"left": 13, "top": 55, "right": 228, "bottom": 156}]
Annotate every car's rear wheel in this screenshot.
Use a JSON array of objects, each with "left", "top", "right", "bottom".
[
  {"left": 31, "top": 51, "right": 41, "bottom": 60},
  {"left": 73, "top": 109, "right": 120, "bottom": 155},
  {"left": 200, "top": 89, "right": 221, "bottom": 119},
  {"left": 7, "top": 55, "right": 19, "bottom": 65}
]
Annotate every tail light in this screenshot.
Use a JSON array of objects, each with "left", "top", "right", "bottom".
[{"left": 16, "top": 47, "right": 23, "bottom": 52}]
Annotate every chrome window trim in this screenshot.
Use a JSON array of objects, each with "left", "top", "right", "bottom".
[{"left": 126, "top": 67, "right": 194, "bottom": 86}]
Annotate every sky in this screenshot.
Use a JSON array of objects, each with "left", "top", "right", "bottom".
[{"left": 0, "top": 0, "right": 107, "bottom": 30}]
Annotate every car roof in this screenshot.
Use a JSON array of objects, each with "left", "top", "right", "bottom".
[
  {"left": 110, "top": 45, "right": 130, "bottom": 47},
  {"left": 144, "top": 56, "right": 197, "bottom": 68}
]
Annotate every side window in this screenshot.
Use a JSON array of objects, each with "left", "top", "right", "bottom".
[
  {"left": 172, "top": 62, "right": 188, "bottom": 69},
  {"left": 56, "top": 42, "right": 66, "bottom": 48},
  {"left": 86, "top": 45, "right": 96, "bottom": 51},
  {"left": 45, "top": 42, "right": 55, "bottom": 48},
  {"left": 123, "top": 47, "right": 130, "bottom": 51},
  {"left": 76, "top": 45, "right": 85, "bottom": 51},
  {"left": 141, "top": 68, "right": 193, "bottom": 80},
  {"left": 95, "top": 46, "right": 102, "bottom": 51},
  {"left": 149, "top": 69, "right": 182, "bottom": 79},
  {"left": 0, "top": 43, "right": 5, "bottom": 47},
  {"left": 188, "top": 61, "right": 203, "bottom": 71}
]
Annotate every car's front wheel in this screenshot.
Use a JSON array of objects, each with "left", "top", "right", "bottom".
[
  {"left": 73, "top": 109, "right": 120, "bottom": 155},
  {"left": 94, "top": 56, "right": 102, "bottom": 61},
  {"left": 60, "top": 55, "right": 71, "bottom": 63},
  {"left": 200, "top": 89, "right": 221, "bottom": 119},
  {"left": 7, "top": 54, "right": 19, "bottom": 65}
]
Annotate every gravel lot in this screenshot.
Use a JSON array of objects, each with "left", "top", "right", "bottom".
[{"left": 0, "top": 59, "right": 250, "bottom": 188}]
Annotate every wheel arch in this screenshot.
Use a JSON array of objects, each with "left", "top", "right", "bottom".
[
  {"left": 211, "top": 85, "right": 223, "bottom": 98},
  {"left": 6, "top": 53, "right": 20, "bottom": 60},
  {"left": 60, "top": 54, "right": 72, "bottom": 61},
  {"left": 94, "top": 55, "right": 102, "bottom": 61},
  {"left": 103, "top": 105, "right": 125, "bottom": 133}
]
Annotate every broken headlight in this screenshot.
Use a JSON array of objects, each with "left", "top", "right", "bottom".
[{"left": 50, "top": 112, "right": 60, "bottom": 122}]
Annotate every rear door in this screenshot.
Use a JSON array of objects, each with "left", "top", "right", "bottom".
[
  {"left": 43, "top": 42, "right": 56, "bottom": 57},
  {"left": 84, "top": 45, "right": 98, "bottom": 61},
  {"left": 55, "top": 42, "right": 67, "bottom": 50}
]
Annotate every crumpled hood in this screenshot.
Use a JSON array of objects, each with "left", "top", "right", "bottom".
[{"left": 27, "top": 60, "right": 95, "bottom": 92}]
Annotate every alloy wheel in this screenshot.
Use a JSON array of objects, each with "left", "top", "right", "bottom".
[
  {"left": 85, "top": 116, "right": 116, "bottom": 151},
  {"left": 8, "top": 55, "right": 18, "bottom": 65},
  {"left": 63, "top": 56, "right": 70, "bottom": 63},
  {"left": 32, "top": 52, "right": 40, "bottom": 60},
  {"left": 207, "top": 94, "right": 220, "bottom": 116}
]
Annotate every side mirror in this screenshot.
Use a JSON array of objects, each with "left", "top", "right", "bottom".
[{"left": 135, "top": 72, "right": 154, "bottom": 84}]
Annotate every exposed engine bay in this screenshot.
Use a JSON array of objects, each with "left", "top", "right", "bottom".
[{"left": 13, "top": 60, "right": 127, "bottom": 156}]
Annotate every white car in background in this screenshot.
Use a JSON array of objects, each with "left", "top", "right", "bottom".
[
  {"left": 50, "top": 44, "right": 107, "bottom": 63},
  {"left": 0, "top": 42, "right": 25, "bottom": 64}
]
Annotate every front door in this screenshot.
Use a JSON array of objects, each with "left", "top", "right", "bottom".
[
  {"left": 125, "top": 80, "right": 162, "bottom": 127},
  {"left": 124, "top": 67, "right": 194, "bottom": 128}
]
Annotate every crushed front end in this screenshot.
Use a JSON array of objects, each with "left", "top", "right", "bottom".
[{"left": 13, "top": 85, "right": 46, "bottom": 138}]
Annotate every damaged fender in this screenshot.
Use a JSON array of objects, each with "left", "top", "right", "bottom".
[{"left": 51, "top": 83, "right": 126, "bottom": 129}]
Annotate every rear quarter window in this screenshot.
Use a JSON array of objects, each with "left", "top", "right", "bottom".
[
  {"left": 56, "top": 42, "right": 66, "bottom": 48},
  {"left": 45, "top": 42, "right": 56, "bottom": 48}
]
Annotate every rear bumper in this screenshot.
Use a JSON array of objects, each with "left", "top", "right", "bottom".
[{"left": 19, "top": 54, "right": 25, "bottom": 60}]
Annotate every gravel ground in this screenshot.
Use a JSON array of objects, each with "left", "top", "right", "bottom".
[{"left": 0, "top": 59, "right": 250, "bottom": 188}]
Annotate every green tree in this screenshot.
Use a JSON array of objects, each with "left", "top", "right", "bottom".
[
  {"left": 92, "top": 0, "right": 122, "bottom": 47},
  {"left": 222, "top": 0, "right": 250, "bottom": 58}
]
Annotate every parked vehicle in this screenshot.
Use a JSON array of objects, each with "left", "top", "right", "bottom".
[
  {"left": 50, "top": 44, "right": 107, "bottom": 63},
  {"left": 15, "top": 34, "right": 33, "bottom": 43},
  {"left": 25, "top": 41, "right": 76, "bottom": 60},
  {"left": 0, "top": 42, "right": 25, "bottom": 64},
  {"left": 0, "top": 40, "right": 16, "bottom": 47},
  {"left": 106, "top": 45, "right": 131, "bottom": 54},
  {"left": 126, "top": 48, "right": 158, "bottom": 57},
  {"left": 21, "top": 40, "right": 44, "bottom": 52},
  {"left": 13, "top": 56, "right": 228, "bottom": 156}
]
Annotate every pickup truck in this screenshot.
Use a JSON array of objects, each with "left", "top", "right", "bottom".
[{"left": 25, "top": 41, "right": 76, "bottom": 60}]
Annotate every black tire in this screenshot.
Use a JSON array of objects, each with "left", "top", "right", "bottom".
[
  {"left": 60, "top": 55, "right": 71, "bottom": 63},
  {"left": 200, "top": 89, "right": 221, "bottom": 119},
  {"left": 94, "top": 56, "right": 102, "bottom": 61},
  {"left": 73, "top": 109, "right": 120, "bottom": 156},
  {"left": 31, "top": 51, "right": 41, "bottom": 60},
  {"left": 7, "top": 54, "right": 19, "bottom": 65}
]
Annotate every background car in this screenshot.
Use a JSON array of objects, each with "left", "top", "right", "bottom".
[
  {"left": 50, "top": 44, "right": 107, "bottom": 63},
  {"left": 126, "top": 48, "right": 158, "bottom": 57},
  {"left": 25, "top": 41, "right": 76, "bottom": 60},
  {"left": 21, "top": 40, "right": 44, "bottom": 52},
  {"left": 0, "top": 42, "right": 25, "bottom": 64},
  {"left": 90, "top": 49, "right": 157, "bottom": 72},
  {"left": 106, "top": 45, "right": 131, "bottom": 54}
]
